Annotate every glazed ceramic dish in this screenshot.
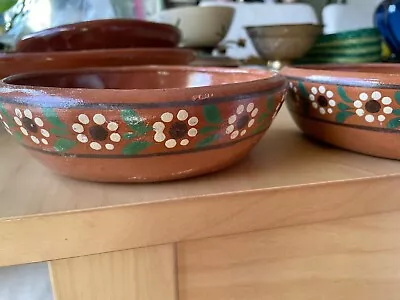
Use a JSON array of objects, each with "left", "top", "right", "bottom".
[
  {"left": 297, "top": 28, "right": 382, "bottom": 64},
  {"left": 246, "top": 24, "right": 323, "bottom": 61},
  {"left": 0, "top": 66, "right": 287, "bottom": 182},
  {"left": 16, "top": 19, "right": 181, "bottom": 52},
  {"left": 281, "top": 64, "right": 400, "bottom": 160},
  {"left": 154, "top": 6, "right": 235, "bottom": 48},
  {"left": 0, "top": 48, "right": 195, "bottom": 79}
]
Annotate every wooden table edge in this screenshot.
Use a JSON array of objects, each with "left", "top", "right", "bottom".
[{"left": 1, "top": 174, "right": 399, "bottom": 266}]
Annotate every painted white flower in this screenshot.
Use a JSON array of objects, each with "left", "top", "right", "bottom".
[
  {"left": 153, "top": 109, "right": 198, "bottom": 149},
  {"left": 226, "top": 103, "right": 258, "bottom": 140},
  {"left": 13, "top": 108, "right": 49, "bottom": 145},
  {"left": 353, "top": 91, "right": 393, "bottom": 123},
  {"left": 72, "top": 113, "right": 121, "bottom": 151},
  {"left": 309, "top": 85, "right": 336, "bottom": 115},
  {"left": 0, "top": 113, "right": 12, "bottom": 135}
]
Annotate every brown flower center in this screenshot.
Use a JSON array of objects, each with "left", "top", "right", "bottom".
[
  {"left": 237, "top": 115, "right": 250, "bottom": 130},
  {"left": 317, "top": 96, "right": 328, "bottom": 107},
  {"left": 89, "top": 125, "right": 108, "bottom": 141},
  {"left": 365, "top": 100, "right": 381, "bottom": 113},
  {"left": 169, "top": 121, "right": 188, "bottom": 139},
  {"left": 22, "top": 117, "right": 38, "bottom": 133}
]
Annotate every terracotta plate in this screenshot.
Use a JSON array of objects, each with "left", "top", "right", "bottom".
[
  {"left": 16, "top": 19, "right": 181, "bottom": 52},
  {"left": 0, "top": 48, "right": 195, "bottom": 79}
]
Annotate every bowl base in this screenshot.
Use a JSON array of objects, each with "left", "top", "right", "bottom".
[
  {"left": 28, "top": 134, "right": 264, "bottom": 183},
  {"left": 290, "top": 112, "right": 400, "bottom": 160}
]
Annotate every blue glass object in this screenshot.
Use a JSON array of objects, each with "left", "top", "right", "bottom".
[{"left": 375, "top": 0, "right": 400, "bottom": 58}]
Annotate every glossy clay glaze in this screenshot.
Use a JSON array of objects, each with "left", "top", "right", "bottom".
[
  {"left": 0, "top": 48, "right": 195, "bottom": 79},
  {"left": 0, "top": 66, "right": 287, "bottom": 182},
  {"left": 16, "top": 19, "right": 181, "bottom": 52},
  {"left": 281, "top": 64, "right": 400, "bottom": 159}
]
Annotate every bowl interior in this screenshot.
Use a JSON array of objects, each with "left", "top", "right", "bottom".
[{"left": 5, "top": 67, "right": 271, "bottom": 90}]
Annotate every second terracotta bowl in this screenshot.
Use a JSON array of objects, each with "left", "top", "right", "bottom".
[
  {"left": 0, "top": 66, "right": 287, "bottom": 182},
  {"left": 281, "top": 64, "right": 400, "bottom": 160},
  {"left": 0, "top": 48, "right": 195, "bottom": 79}
]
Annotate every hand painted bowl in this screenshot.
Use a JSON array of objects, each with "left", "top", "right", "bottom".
[
  {"left": 281, "top": 64, "right": 400, "bottom": 160},
  {"left": 0, "top": 48, "right": 195, "bottom": 79},
  {"left": 0, "top": 66, "right": 287, "bottom": 182},
  {"left": 246, "top": 24, "right": 323, "bottom": 61},
  {"left": 15, "top": 19, "right": 181, "bottom": 52},
  {"left": 154, "top": 6, "right": 235, "bottom": 48}
]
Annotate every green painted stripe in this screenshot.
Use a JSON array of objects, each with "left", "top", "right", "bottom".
[
  {"left": 306, "top": 47, "right": 382, "bottom": 56},
  {"left": 313, "top": 37, "right": 381, "bottom": 48},
  {"left": 311, "top": 40, "right": 381, "bottom": 50},
  {"left": 302, "top": 50, "right": 381, "bottom": 59},
  {"left": 295, "top": 56, "right": 381, "bottom": 64},
  {"left": 316, "top": 28, "right": 380, "bottom": 43}
]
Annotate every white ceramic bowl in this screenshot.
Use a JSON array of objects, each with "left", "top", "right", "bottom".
[{"left": 154, "top": 6, "right": 235, "bottom": 48}]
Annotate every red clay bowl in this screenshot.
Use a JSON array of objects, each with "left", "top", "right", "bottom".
[
  {"left": 0, "top": 48, "right": 195, "bottom": 79},
  {"left": 0, "top": 66, "right": 287, "bottom": 182},
  {"left": 281, "top": 64, "right": 400, "bottom": 160},
  {"left": 16, "top": 19, "right": 181, "bottom": 53}
]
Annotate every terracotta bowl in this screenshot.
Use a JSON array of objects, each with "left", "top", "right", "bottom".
[
  {"left": 15, "top": 19, "right": 181, "bottom": 52},
  {"left": 0, "top": 66, "right": 287, "bottom": 182},
  {"left": 154, "top": 6, "right": 235, "bottom": 48},
  {"left": 281, "top": 64, "right": 400, "bottom": 160},
  {"left": 0, "top": 48, "right": 195, "bottom": 79},
  {"left": 246, "top": 24, "right": 323, "bottom": 61}
]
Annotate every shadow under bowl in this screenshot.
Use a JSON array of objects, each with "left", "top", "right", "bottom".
[
  {"left": 16, "top": 19, "right": 181, "bottom": 53},
  {"left": 0, "top": 48, "right": 195, "bottom": 79},
  {"left": 280, "top": 64, "right": 400, "bottom": 160},
  {"left": 0, "top": 66, "right": 287, "bottom": 182}
]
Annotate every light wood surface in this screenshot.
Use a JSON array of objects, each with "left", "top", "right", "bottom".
[
  {"left": 178, "top": 210, "right": 400, "bottom": 300},
  {"left": 0, "top": 107, "right": 399, "bottom": 266},
  {"left": 49, "top": 244, "right": 177, "bottom": 300}
]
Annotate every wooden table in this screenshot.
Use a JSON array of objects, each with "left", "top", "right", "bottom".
[{"left": 1, "top": 107, "right": 399, "bottom": 300}]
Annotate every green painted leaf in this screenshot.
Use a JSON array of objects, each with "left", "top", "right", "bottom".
[
  {"left": 267, "top": 95, "right": 276, "bottom": 113},
  {"left": 196, "top": 134, "right": 219, "bottom": 148},
  {"left": 298, "top": 81, "right": 308, "bottom": 98},
  {"left": 123, "top": 132, "right": 138, "bottom": 140},
  {"left": 395, "top": 91, "right": 400, "bottom": 105},
  {"left": 121, "top": 109, "right": 150, "bottom": 136},
  {"left": 50, "top": 127, "right": 68, "bottom": 136},
  {"left": 122, "top": 141, "right": 151, "bottom": 155},
  {"left": 337, "top": 102, "right": 351, "bottom": 111},
  {"left": 203, "top": 105, "right": 222, "bottom": 124},
  {"left": 13, "top": 132, "right": 23, "bottom": 141},
  {"left": 387, "top": 117, "right": 400, "bottom": 129},
  {"left": 393, "top": 109, "right": 400, "bottom": 116},
  {"left": 337, "top": 86, "right": 353, "bottom": 103},
  {"left": 335, "top": 111, "right": 354, "bottom": 123},
  {"left": 42, "top": 108, "right": 66, "bottom": 128},
  {"left": 0, "top": 0, "right": 17, "bottom": 13},
  {"left": 199, "top": 126, "right": 219, "bottom": 134},
  {"left": 54, "top": 139, "right": 77, "bottom": 152},
  {"left": 0, "top": 103, "right": 12, "bottom": 123}
]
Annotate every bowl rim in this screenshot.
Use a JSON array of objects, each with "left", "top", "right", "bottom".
[
  {"left": 0, "top": 48, "right": 196, "bottom": 61},
  {"left": 156, "top": 5, "right": 235, "bottom": 15},
  {"left": 281, "top": 63, "right": 400, "bottom": 88},
  {"left": 245, "top": 24, "right": 323, "bottom": 37},
  {"left": 0, "top": 66, "right": 287, "bottom": 106},
  {"left": 19, "top": 18, "right": 180, "bottom": 41}
]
